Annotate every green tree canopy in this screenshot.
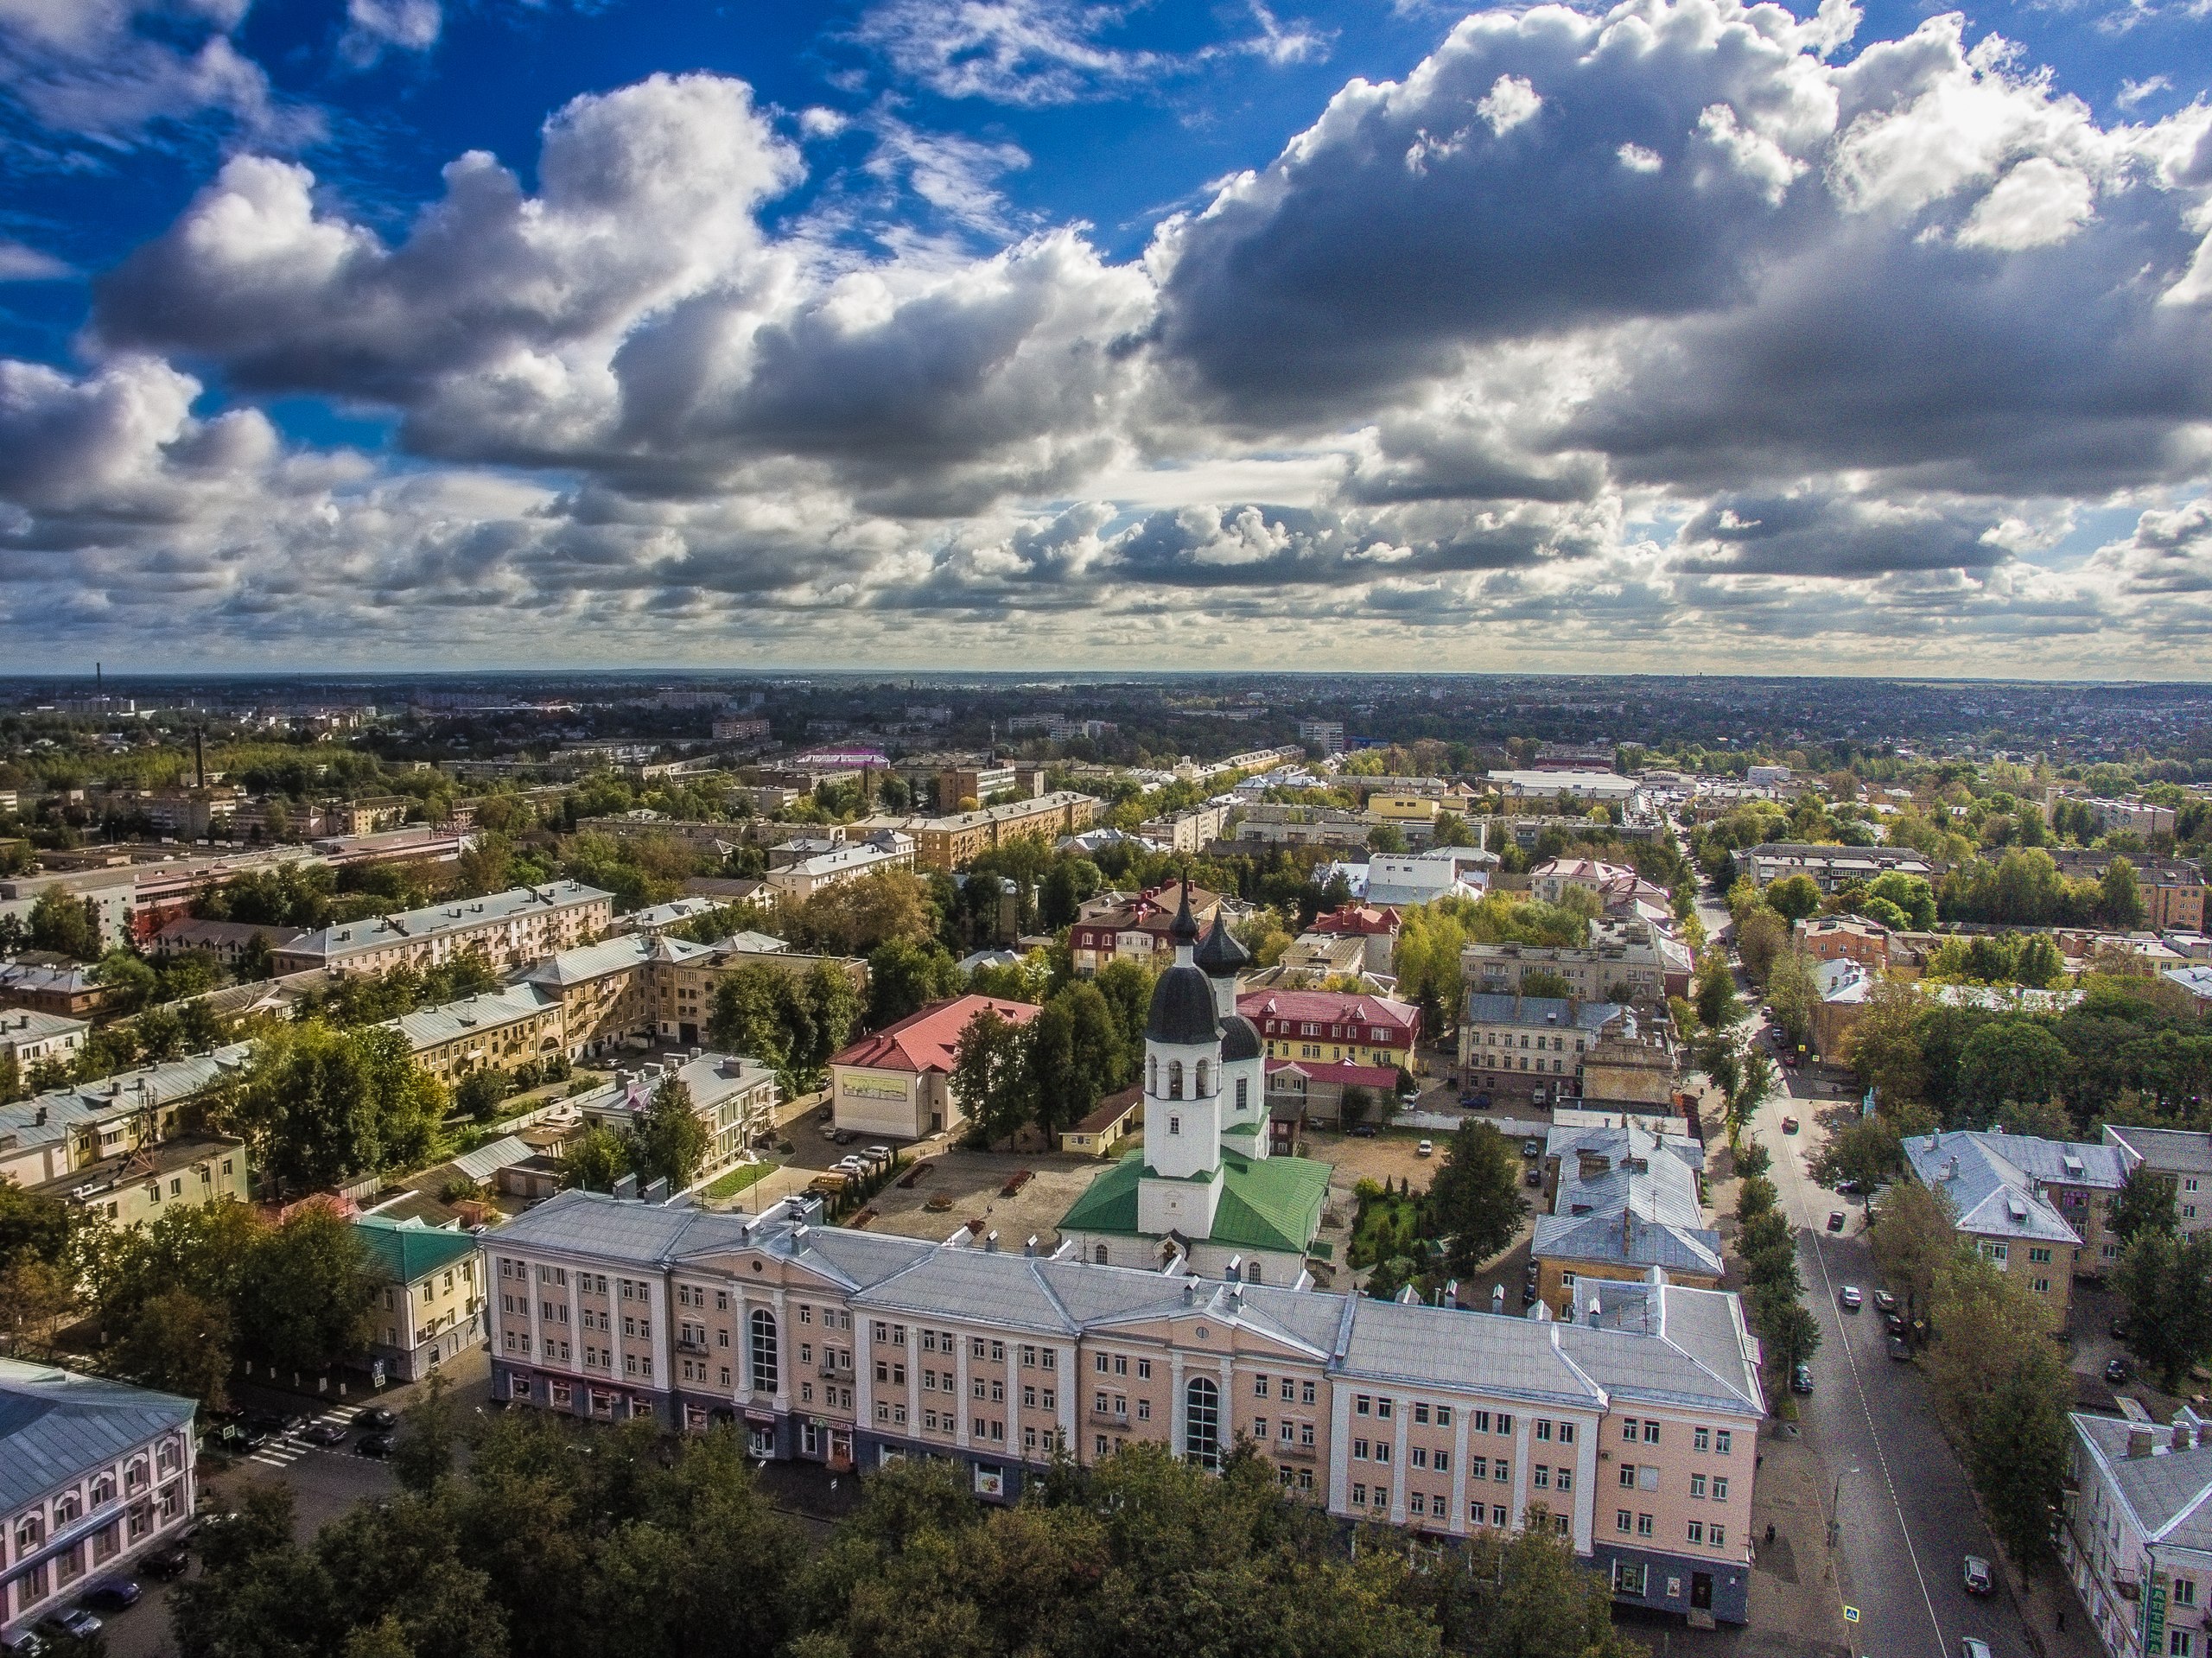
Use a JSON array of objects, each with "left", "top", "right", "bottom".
[{"left": 1422, "top": 1121, "right": 1526, "bottom": 1280}]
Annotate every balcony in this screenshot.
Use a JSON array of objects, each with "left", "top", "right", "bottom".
[
  {"left": 1277, "top": 1441, "right": 1319, "bottom": 1462},
  {"left": 817, "top": 1360, "right": 855, "bottom": 1381},
  {"left": 1088, "top": 1408, "right": 1131, "bottom": 1429},
  {"left": 677, "top": 1337, "right": 709, "bottom": 1356}
]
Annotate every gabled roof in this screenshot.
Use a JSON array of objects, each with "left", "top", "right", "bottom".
[
  {"left": 1462, "top": 992, "right": 1625, "bottom": 1032},
  {"left": 1904, "top": 1131, "right": 2082, "bottom": 1245},
  {"left": 827, "top": 994, "right": 1041, "bottom": 1076},
  {"left": 2073, "top": 1413, "right": 2212, "bottom": 1551},
  {"left": 1236, "top": 988, "right": 1418, "bottom": 1033},
  {"left": 390, "top": 983, "right": 557, "bottom": 1049},
  {"left": 1533, "top": 1210, "right": 1725, "bottom": 1279},
  {"left": 1058, "top": 1147, "right": 1331, "bottom": 1257},
  {"left": 521, "top": 931, "right": 710, "bottom": 988},
  {"left": 0, "top": 1360, "right": 195, "bottom": 1512}
]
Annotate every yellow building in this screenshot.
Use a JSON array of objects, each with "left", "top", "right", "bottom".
[
  {"left": 31, "top": 1134, "right": 250, "bottom": 1229},
  {"left": 904, "top": 792, "right": 1099, "bottom": 872}
]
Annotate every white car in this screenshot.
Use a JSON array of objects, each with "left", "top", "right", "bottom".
[
  {"left": 1840, "top": 1286, "right": 1863, "bottom": 1311},
  {"left": 1415, "top": 1140, "right": 1434, "bottom": 1158},
  {"left": 1961, "top": 1639, "right": 1993, "bottom": 1658}
]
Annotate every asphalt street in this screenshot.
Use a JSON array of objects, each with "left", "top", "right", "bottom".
[{"left": 1700, "top": 880, "right": 2056, "bottom": 1658}]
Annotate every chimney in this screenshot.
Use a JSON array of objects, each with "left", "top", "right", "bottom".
[
  {"left": 1184, "top": 1279, "right": 1200, "bottom": 1305},
  {"left": 1491, "top": 1283, "right": 1505, "bottom": 1315},
  {"left": 2176, "top": 1420, "right": 2197, "bottom": 1453},
  {"left": 1224, "top": 1255, "right": 1243, "bottom": 1282},
  {"left": 1023, "top": 1235, "right": 1038, "bottom": 1257},
  {"left": 612, "top": 1172, "right": 639, "bottom": 1200},
  {"left": 642, "top": 1177, "right": 669, "bottom": 1204},
  {"left": 2129, "top": 1426, "right": 2157, "bottom": 1459},
  {"left": 984, "top": 1229, "right": 1000, "bottom": 1253}
]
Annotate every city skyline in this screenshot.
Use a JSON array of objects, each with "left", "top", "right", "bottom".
[{"left": 3, "top": 0, "right": 2210, "bottom": 674}]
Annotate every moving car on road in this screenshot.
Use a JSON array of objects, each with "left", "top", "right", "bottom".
[
  {"left": 1962, "top": 1555, "right": 1993, "bottom": 1595},
  {"left": 1782, "top": 1116, "right": 1800, "bottom": 1134},
  {"left": 358, "top": 1406, "right": 397, "bottom": 1431},
  {"left": 357, "top": 1432, "right": 396, "bottom": 1458},
  {"left": 301, "top": 1420, "right": 350, "bottom": 1445}
]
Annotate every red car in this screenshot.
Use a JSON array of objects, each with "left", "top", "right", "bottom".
[{"left": 1782, "top": 1116, "right": 1801, "bottom": 1134}]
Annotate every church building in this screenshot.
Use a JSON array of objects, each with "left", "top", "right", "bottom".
[{"left": 1058, "top": 890, "right": 1332, "bottom": 1285}]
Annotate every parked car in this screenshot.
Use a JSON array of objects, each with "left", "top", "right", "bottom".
[
  {"left": 1888, "top": 1336, "right": 1912, "bottom": 1361},
  {"left": 357, "top": 1432, "right": 396, "bottom": 1458},
  {"left": 142, "top": 1542, "right": 191, "bottom": 1580},
  {"left": 1525, "top": 1167, "right": 1544, "bottom": 1186},
  {"left": 1961, "top": 1639, "right": 1993, "bottom": 1658},
  {"left": 80, "top": 1579, "right": 141, "bottom": 1610},
  {"left": 1, "top": 1628, "right": 48, "bottom": 1655},
  {"left": 1839, "top": 1286, "right": 1863, "bottom": 1311},
  {"left": 1873, "top": 1289, "right": 1897, "bottom": 1313},
  {"left": 1415, "top": 1140, "right": 1434, "bottom": 1158},
  {"left": 301, "top": 1420, "right": 349, "bottom": 1445},
  {"left": 1791, "top": 1363, "right": 1814, "bottom": 1394},
  {"left": 1351, "top": 1125, "right": 1378, "bottom": 1139},
  {"left": 2111, "top": 1316, "right": 2130, "bottom": 1341},
  {"left": 1885, "top": 1312, "right": 1908, "bottom": 1337},
  {"left": 1962, "top": 1555, "right": 1993, "bottom": 1595},
  {"left": 1827, "top": 1210, "right": 1847, "bottom": 1233},
  {"left": 1782, "top": 1116, "right": 1800, "bottom": 1134},
  {"left": 1522, "top": 1139, "right": 1541, "bottom": 1159},
  {"left": 357, "top": 1406, "right": 397, "bottom": 1431},
  {"left": 2107, "top": 1357, "right": 2132, "bottom": 1384},
  {"left": 36, "top": 1610, "right": 99, "bottom": 1642}
]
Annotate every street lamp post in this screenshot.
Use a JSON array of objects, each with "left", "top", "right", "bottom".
[{"left": 1829, "top": 1466, "right": 1860, "bottom": 1549}]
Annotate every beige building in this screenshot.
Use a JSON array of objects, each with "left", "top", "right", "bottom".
[
  {"left": 0, "top": 1008, "right": 86, "bottom": 1073},
  {"left": 0, "top": 1045, "right": 255, "bottom": 1191},
  {"left": 354, "top": 1214, "right": 486, "bottom": 1383},
  {"left": 389, "top": 984, "right": 568, "bottom": 1083},
  {"left": 903, "top": 793, "right": 1099, "bottom": 873},
  {"left": 763, "top": 833, "right": 916, "bottom": 901},
  {"left": 29, "top": 1133, "right": 249, "bottom": 1229},
  {"left": 828, "top": 994, "right": 1041, "bottom": 1140},
  {"left": 1904, "top": 1131, "right": 2094, "bottom": 1329},
  {"left": 274, "top": 881, "right": 613, "bottom": 976}
]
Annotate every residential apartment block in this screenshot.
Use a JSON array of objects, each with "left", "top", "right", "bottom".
[
  {"left": 1902, "top": 1130, "right": 2120, "bottom": 1327},
  {"left": 274, "top": 882, "right": 613, "bottom": 976},
  {"left": 1460, "top": 927, "right": 1675, "bottom": 1007},
  {"left": 1069, "top": 884, "right": 1234, "bottom": 976},
  {"left": 1237, "top": 988, "right": 1418, "bottom": 1074},
  {"left": 2065, "top": 1406, "right": 2212, "bottom": 1658},
  {"left": 355, "top": 1214, "right": 486, "bottom": 1383},
  {"left": 1138, "top": 802, "right": 1236, "bottom": 853},
  {"left": 1459, "top": 994, "right": 1628, "bottom": 1107},
  {"left": 1732, "top": 843, "right": 1940, "bottom": 893},
  {"left": 481, "top": 1190, "right": 1764, "bottom": 1623},
  {"left": 2103, "top": 1126, "right": 2212, "bottom": 1236},
  {"left": 1533, "top": 1123, "right": 1719, "bottom": 1312},
  {"left": 29, "top": 1133, "right": 249, "bottom": 1229},
  {"left": 0, "top": 1043, "right": 254, "bottom": 1190},
  {"left": 897, "top": 793, "right": 1100, "bottom": 873},
  {"left": 763, "top": 832, "right": 916, "bottom": 901},
  {"left": 573, "top": 1051, "right": 782, "bottom": 1178},
  {"left": 0, "top": 1361, "right": 196, "bottom": 1639},
  {"left": 0, "top": 1007, "right": 86, "bottom": 1073},
  {"left": 512, "top": 932, "right": 865, "bottom": 1058},
  {"left": 2049, "top": 852, "right": 2206, "bottom": 934}
]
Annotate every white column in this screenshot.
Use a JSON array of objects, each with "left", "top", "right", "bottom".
[
  {"left": 1217, "top": 1355, "right": 1235, "bottom": 1466},
  {"left": 1389, "top": 1398, "right": 1410, "bottom": 1525},
  {"left": 1511, "top": 1413, "right": 1532, "bottom": 1530},
  {"left": 649, "top": 1276, "right": 670, "bottom": 1400},
  {"left": 1169, "top": 1350, "right": 1186, "bottom": 1459},
  {"left": 524, "top": 1261, "right": 542, "bottom": 1370},
  {"left": 1574, "top": 1413, "right": 1598, "bottom": 1555},
  {"left": 904, "top": 1325, "right": 919, "bottom": 1431},
  {"left": 769, "top": 1288, "right": 789, "bottom": 1413},
  {"left": 565, "top": 1268, "right": 581, "bottom": 1380},
  {"left": 1329, "top": 1383, "right": 1354, "bottom": 1516},
  {"left": 1006, "top": 1344, "right": 1021, "bottom": 1460},
  {"left": 855, "top": 1322, "right": 874, "bottom": 1430},
  {"left": 1450, "top": 1405, "right": 1471, "bottom": 1536},
  {"left": 1057, "top": 1345, "right": 1077, "bottom": 1452},
  {"left": 956, "top": 1334, "right": 972, "bottom": 1450}
]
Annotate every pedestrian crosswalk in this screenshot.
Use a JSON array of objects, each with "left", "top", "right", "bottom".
[{"left": 244, "top": 1401, "right": 363, "bottom": 1469}]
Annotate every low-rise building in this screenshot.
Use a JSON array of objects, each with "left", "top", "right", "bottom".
[
  {"left": 1230, "top": 803, "right": 1373, "bottom": 849},
  {"left": 149, "top": 917, "right": 305, "bottom": 967},
  {"left": 1485, "top": 770, "right": 1644, "bottom": 803},
  {"left": 1357, "top": 851, "right": 1491, "bottom": 909},
  {"left": 0, "top": 1008, "right": 86, "bottom": 1073},
  {"left": 0, "top": 1044, "right": 255, "bottom": 1190},
  {"left": 1902, "top": 1131, "right": 2088, "bottom": 1327},
  {"left": 1306, "top": 905, "right": 1402, "bottom": 975},
  {"left": 29, "top": 1133, "right": 249, "bottom": 1229},
  {"left": 1733, "top": 842, "right": 1940, "bottom": 893},
  {"left": 1461, "top": 925, "right": 1675, "bottom": 1007},
  {"left": 1139, "top": 802, "right": 1235, "bottom": 852},
  {"left": 480, "top": 1189, "right": 1764, "bottom": 1623},
  {"left": 2103, "top": 1126, "right": 2212, "bottom": 1237},
  {"left": 1070, "top": 884, "right": 1233, "bottom": 976},
  {"left": 1365, "top": 793, "right": 1440, "bottom": 844},
  {"left": 1059, "top": 1085, "right": 1143, "bottom": 1157},
  {"left": 0, "top": 960, "right": 110, "bottom": 1020},
  {"left": 355, "top": 1213, "right": 486, "bottom": 1383},
  {"left": 1458, "top": 994, "right": 1626, "bottom": 1106},
  {"left": 897, "top": 793, "right": 1100, "bottom": 873},
  {"left": 2049, "top": 853, "right": 2204, "bottom": 934},
  {"left": 570, "top": 1051, "right": 782, "bottom": 1179},
  {"left": 0, "top": 1360, "right": 197, "bottom": 1638},
  {"left": 275, "top": 882, "right": 613, "bottom": 976},
  {"left": 2064, "top": 1406, "right": 2212, "bottom": 1658},
  {"left": 828, "top": 995, "right": 1042, "bottom": 1141},
  {"left": 390, "top": 983, "right": 567, "bottom": 1084},
  {"left": 1793, "top": 915, "right": 1899, "bottom": 974},
  {"left": 763, "top": 833, "right": 916, "bottom": 901},
  {"left": 1238, "top": 988, "right": 1419, "bottom": 1076}
]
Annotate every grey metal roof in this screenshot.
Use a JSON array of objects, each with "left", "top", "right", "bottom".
[
  {"left": 1977, "top": 1131, "right": 2127, "bottom": 1191},
  {"left": 1342, "top": 1299, "right": 1606, "bottom": 1408},
  {"left": 1462, "top": 993, "right": 1625, "bottom": 1032},
  {"left": 390, "top": 984, "right": 557, "bottom": 1050},
  {"left": 0, "top": 1042, "right": 255, "bottom": 1153},
  {"left": 0, "top": 1359, "right": 195, "bottom": 1511},
  {"left": 2105, "top": 1125, "right": 2212, "bottom": 1178},
  {"left": 1546, "top": 1123, "right": 1706, "bottom": 1231},
  {"left": 1533, "top": 1211, "right": 1725, "bottom": 1278},
  {"left": 0, "top": 1008, "right": 90, "bottom": 1046},
  {"left": 2074, "top": 1413, "right": 2212, "bottom": 1550},
  {"left": 1905, "top": 1132, "right": 2085, "bottom": 1246},
  {"left": 1556, "top": 1286, "right": 1764, "bottom": 1415},
  {"left": 520, "top": 931, "right": 710, "bottom": 988},
  {"left": 285, "top": 881, "right": 613, "bottom": 963},
  {"left": 451, "top": 1134, "right": 535, "bottom": 1183}
]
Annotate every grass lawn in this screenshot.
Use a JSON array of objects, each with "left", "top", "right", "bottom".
[{"left": 703, "top": 1161, "right": 777, "bottom": 1199}]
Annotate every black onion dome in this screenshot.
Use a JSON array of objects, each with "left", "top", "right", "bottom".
[
  {"left": 1167, "top": 884, "right": 1201, "bottom": 947},
  {"left": 1220, "top": 1014, "right": 1263, "bottom": 1063},
  {"left": 1147, "top": 964, "right": 1221, "bottom": 1045},
  {"left": 1194, "top": 912, "right": 1250, "bottom": 977}
]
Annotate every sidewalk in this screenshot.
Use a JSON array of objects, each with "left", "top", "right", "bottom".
[{"left": 1745, "top": 1420, "right": 1853, "bottom": 1658}]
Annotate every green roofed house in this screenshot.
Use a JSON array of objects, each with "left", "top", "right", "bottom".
[
  {"left": 353, "top": 1214, "right": 486, "bottom": 1383},
  {"left": 1058, "top": 891, "right": 1332, "bottom": 1287}
]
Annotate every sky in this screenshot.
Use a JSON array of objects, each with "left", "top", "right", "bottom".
[{"left": 1, "top": 0, "right": 2210, "bottom": 677}]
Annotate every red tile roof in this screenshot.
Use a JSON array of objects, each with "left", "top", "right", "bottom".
[
  {"left": 1265, "top": 1058, "right": 1400, "bottom": 1087},
  {"left": 1310, "top": 905, "right": 1402, "bottom": 937},
  {"left": 828, "top": 994, "right": 1041, "bottom": 1077}
]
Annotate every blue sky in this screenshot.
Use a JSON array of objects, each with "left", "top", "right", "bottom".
[{"left": 2, "top": 0, "right": 2210, "bottom": 674}]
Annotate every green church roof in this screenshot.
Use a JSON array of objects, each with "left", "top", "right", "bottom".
[{"left": 1058, "top": 1147, "right": 1330, "bottom": 1257}]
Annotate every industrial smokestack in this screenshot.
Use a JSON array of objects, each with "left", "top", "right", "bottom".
[{"left": 194, "top": 727, "right": 205, "bottom": 791}]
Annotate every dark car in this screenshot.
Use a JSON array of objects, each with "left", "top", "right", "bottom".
[
  {"left": 37, "top": 1610, "right": 100, "bottom": 1642},
  {"left": 301, "top": 1420, "right": 350, "bottom": 1445},
  {"left": 1885, "top": 1312, "right": 1908, "bottom": 1336},
  {"left": 248, "top": 1410, "right": 300, "bottom": 1439},
  {"left": 1522, "top": 1139, "right": 1541, "bottom": 1159},
  {"left": 357, "top": 1432, "right": 396, "bottom": 1458},
  {"left": 2111, "top": 1316, "right": 2130, "bottom": 1341},
  {"left": 1782, "top": 1116, "right": 1800, "bottom": 1134},
  {"left": 1873, "top": 1289, "right": 1898, "bottom": 1313},
  {"left": 2107, "top": 1357, "right": 2132, "bottom": 1384},
  {"left": 142, "top": 1542, "right": 191, "bottom": 1580},
  {"left": 358, "top": 1406, "right": 397, "bottom": 1431},
  {"left": 1791, "top": 1363, "right": 1815, "bottom": 1395},
  {"left": 80, "top": 1579, "right": 141, "bottom": 1610},
  {"left": 1351, "top": 1125, "right": 1378, "bottom": 1139},
  {"left": 1827, "top": 1210, "right": 1847, "bottom": 1233},
  {"left": 1525, "top": 1167, "right": 1543, "bottom": 1186},
  {"left": 1888, "top": 1336, "right": 1913, "bottom": 1361}
]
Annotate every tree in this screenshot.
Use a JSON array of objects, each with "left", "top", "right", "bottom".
[
  {"left": 632, "top": 1077, "right": 710, "bottom": 1191},
  {"left": 1763, "top": 946, "right": 1818, "bottom": 1051},
  {"left": 457, "top": 1068, "right": 512, "bottom": 1123},
  {"left": 1693, "top": 954, "right": 1742, "bottom": 1031},
  {"left": 1367, "top": 824, "right": 1408, "bottom": 854},
  {"left": 221, "top": 1020, "right": 448, "bottom": 1193},
  {"left": 1423, "top": 1121, "right": 1525, "bottom": 1278},
  {"left": 112, "top": 1286, "right": 235, "bottom": 1404},
  {"left": 2116, "top": 1230, "right": 2212, "bottom": 1392},
  {"left": 1846, "top": 978, "right": 1929, "bottom": 1109},
  {"left": 1808, "top": 1116, "right": 1903, "bottom": 1193},
  {"left": 783, "top": 868, "right": 933, "bottom": 956},
  {"left": 1736, "top": 907, "right": 1789, "bottom": 987},
  {"left": 1426, "top": 1503, "right": 1644, "bottom": 1658},
  {"left": 92, "top": 947, "right": 158, "bottom": 1013},
  {"left": 2108, "top": 1164, "right": 2178, "bottom": 1248},
  {"left": 1518, "top": 969, "right": 1573, "bottom": 1000},
  {"left": 234, "top": 1204, "right": 382, "bottom": 1375},
  {"left": 29, "top": 887, "right": 103, "bottom": 959},
  {"left": 1867, "top": 871, "right": 1938, "bottom": 931},
  {"left": 392, "top": 1370, "right": 459, "bottom": 1496},
  {"left": 952, "top": 1007, "right": 1030, "bottom": 1145},
  {"left": 1728, "top": 1046, "right": 1777, "bottom": 1140},
  {"left": 865, "top": 937, "right": 962, "bottom": 1028},
  {"left": 1755, "top": 1297, "right": 1821, "bottom": 1375},
  {"left": 1870, "top": 1181, "right": 1961, "bottom": 1325},
  {"left": 1967, "top": 1356, "right": 2072, "bottom": 1572},
  {"left": 2099, "top": 856, "right": 2147, "bottom": 929},
  {"left": 1764, "top": 874, "right": 1823, "bottom": 924},
  {"left": 1955, "top": 1020, "right": 2072, "bottom": 1128},
  {"left": 563, "top": 1125, "right": 631, "bottom": 1191},
  {"left": 1024, "top": 982, "right": 1126, "bottom": 1142}
]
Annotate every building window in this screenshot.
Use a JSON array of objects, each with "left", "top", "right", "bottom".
[
  {"left": 1169, "top": 1061, "right": 1184, "bottom": 1100},
  {"left": 1185, "top": 1375, "right": 1222, "bottom": 1471},
  {"left": 749, "top": 1309, "right": 779, "bottom": 1394}
]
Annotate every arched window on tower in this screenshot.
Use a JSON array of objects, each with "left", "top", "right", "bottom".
[
  {"left": 1236, "top": 1077, "right": 1249, "bottom": 1112},
  {"left": 1148, "top": 1054, "right": 1157, "bottom": 1093},
  {"left": 1168, "top": 1060, "right": 1184, "bottom": 1100},
  {"left": 1185, "top": 1375, "right": 1221, "bottom": 1470},
  {"left": 1195, "top": 1060, "right": 1210, "bottom": 1096},
  {"left": 1094, "top": 1243, "right": 1109, "bottom": 1265}
]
